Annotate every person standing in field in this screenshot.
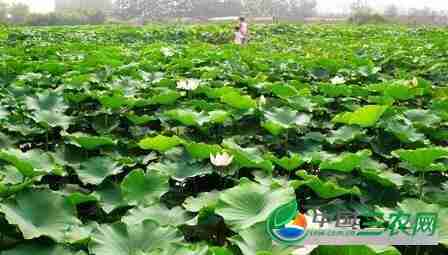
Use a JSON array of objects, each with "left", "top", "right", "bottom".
[
  {"left": 234, "top": 26, "right": 243, "bottom": 45},
  {"left": 239, "top": 17, "right": 249, "bottom": 44}
]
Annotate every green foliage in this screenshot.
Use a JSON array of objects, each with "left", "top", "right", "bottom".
[
  {"left": 0, "top": 24, "right": 447, "bottom": 255},
  {"left": 293, "top": 171, "right": 361, "bottom": 198},
  {"left": 89, "top": 220, "right": 182, "bottom": 255},
  {"left": 121, "top": 169, "right": 169, "bottom": 206},
  {"left": 138, "top": 135, "right": 184, "bottom": 152},
  {"left": 0, "top": 189, "right": 81, "bottom": 242},
  {"left": 332, "top": 105, "right": 388, "bottom": 127},
  {"left": 392, "top": 147, "right": 448, "bottom": 172},
  {"left": 216, "top": 179, "right": 295, "bottom": 231}
]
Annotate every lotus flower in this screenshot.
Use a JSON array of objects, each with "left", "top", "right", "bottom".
[
  {"left": 330, "top": 76, "right": 346, "bottom": 85},
  {"left": 161, "top": 47, "right": 174, "bottom": 57},
  {"left": 258, "top": 95, "right": 267, "bottom": 107},
  {"left": 210, "top": 152, "right": 234, "bottom": 167},
  {"left": 176, "top": 79, "right": 201, "bottom": 91}
]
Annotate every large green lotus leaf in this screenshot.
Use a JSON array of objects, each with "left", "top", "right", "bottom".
[
  {"left": 215, "top": 179, "right": 295, "bottom": 231},
  {"left": 320, "top": 83, "right": 352, "bottom": 97},
  {"left": 2, "top": 242, "right": 86, "bottom": 255},
  {"left": 332, "top": 105, "right": 388, "bottom": 127},
  {"left": 228, "top": 222, "right": 293, "bottom": 255},
  {"left": 183, "top": 190, "right": 220, "bottom": 212},
  {"left": 93, "top": 180, "right": 128, "bottom": 214},
  {"left": 208, "top": 110, "right": 231, "bottom": 124},
  {"left": 30, "top": 110, "right": 72, "bottom": 130},
  {"left": 138, "top": 135, "right": 184, "bottom": 152},
  {"left": 25, "top": 90, "right": 69, "bottom": 113},
  {"left": 66, "top": 191, "right": 98, "bottom": 205},
  {"left": 77, "top": 157, "right": 123, "bottom": 185},
  {"left": 151, "top": 89, "right": 182, "bottom": 105},
  {"left": 360, "top": 169, "right": 405, "bottom": 187},
  {"left": 221, "top": 92, "right": 257, "bottom": 110},
  {"left": 0, "top": 189, "right": 81, "bottom": 242},
  {"left": 404, "top": 109, "right": 441, "bottom": 129},
  {"left": 97, "top": 93, "right": 134, "bottom": 110},
  {"left": 89, "top": 220, "right": 183, "bottom": 255},
  {"left": 66, "top": 132, "right": 117, "bottom": 150},
  {"left": 382, "top": 116, "right": 426, "bottom": 143},
  {"left": 384, "top": 83, "right": 419, "bottom": 100},
  {"left": 0, "top": 149, "right": 53, "bottom": 177},
  {"left": 369, "top": 82, "right": 420, "bottom": 100},
  {"left": 397, "top": 199, "right": 447, "bottom": 247},
  {"left": 270, "top": 83, "right": 299, "bottom": 98},
  {"left": 320, "top": 149, "right": 372, "bottom": 172},
  {"left": 147, "top": 161, "right": 213, "bottom": 181},
  {"left": 121, "top": 169, "right": 169, "bottom": 206},
  {"left": 286, "top": 96, "right": 317, "bottom": 112},
  {"left": 252, "top": 171, "right": 289, "bottom": 189},
  {"left": 222, "top": 139, "right": 273, "bottom": 172},
  {"left": 165, "top": 109, "right": 210, "bottom": 126},
  {"left": 0, "top": 165, "right": 24, "bottom": 185},
  {"left": 267, "top": 153, "right": 305, "bottom": 172},
  {"left": 315, "top": 245, "right": 400, "bottom": 255},
  {"left": 293, "top": 170, "right": 361, "bottom": 198},
  {"left": 392, "top": 147, "right": 448, "bottom": 171},
  {"left": 200, "top": 86, "right": 240, "bottom": 99},
  {"left": 126, "top": 113, "right": 155, "bottom": 125},
  {"left": 326, "top": 126, "right": 365, "bottom": 145},
  {"left": 122, "top": 204, "right": 192, "bottom": 226},
  {"left": 262, "top": 107, "right": 311, "bottom": 135},
  {"left": 185, "top": 142, "right": 222, "bottom": 160}
]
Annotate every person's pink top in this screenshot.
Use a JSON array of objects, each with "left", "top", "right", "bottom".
[{"left": 240, "top": 22, "right": 248, "bottom": 36}]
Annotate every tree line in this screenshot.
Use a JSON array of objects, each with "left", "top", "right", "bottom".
[
  {"left": 1, "top": 0, "right": 447, "bottom": 26},
  {"left": 0, "top": 0, "right": 318, "bottom": 26},
  {"left": 113, "top": 0, "right": 318, "bottom": 21},
  {"left": 0, "top": 0, "right": 106, "bottom": 26}
]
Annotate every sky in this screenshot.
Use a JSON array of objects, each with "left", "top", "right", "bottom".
[{"left": 3, "top": 0, "right": 448, "bottom": 14}]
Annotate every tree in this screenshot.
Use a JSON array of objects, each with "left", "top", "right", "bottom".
[
  {"left": 350, "top": 0, "right": 371, "bottom": 15},
  {"left": 189, "top": 0, "right": 242, "bottom": 18},
  {"left": 242, "top": 0, "right": 274, "bottom": 17},
  {"left": 113, "top": 0, "right": 192, "bottom": 21},
  {"left": 290, "top": 0, "right": 318, "bottom": 19},
  {"left": 349, "top": 0, "right": 373, "bottom": 24},
  {"left": 384, "top": 4, "right": 398, "bottom": 18},
  {"left": 8, "top": 2, "right": 30, "bottom": 24}
]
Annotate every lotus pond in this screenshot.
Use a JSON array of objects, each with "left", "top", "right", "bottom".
[{"left": 0, "top": 24, "right": 447, "bottom": 255}]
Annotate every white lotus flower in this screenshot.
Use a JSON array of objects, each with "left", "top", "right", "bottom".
[
  {"left": 330, "top": 76, "right": 346, "bottom": 85},
  {"left": 210, "top": 152, "right": 234, "bottom": 167},
  {"left": 176, "top": 79, "right": 201, "bottom": 91},
  {"left": 258, "top": 95, "right": 267, "bottom": 107},
  {"left": 161, "top": 47, "right": 174, "bottom": 57}
]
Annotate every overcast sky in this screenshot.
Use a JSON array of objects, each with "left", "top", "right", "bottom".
[{"left": 4, "top": 0, "right": 448, "bottom": 14}]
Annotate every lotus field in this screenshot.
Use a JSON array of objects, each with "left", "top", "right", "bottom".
[{"left": 0, "top": 24, "right": 448, "bottom": 255}]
